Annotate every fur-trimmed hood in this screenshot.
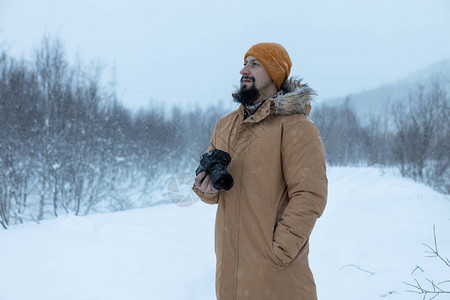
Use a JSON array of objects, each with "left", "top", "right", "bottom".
[{"left": 272, "top": 77, "right": 316, "bottom": 116}]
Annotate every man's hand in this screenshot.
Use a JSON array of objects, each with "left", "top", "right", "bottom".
[{"left": 194, "top": 172, "right": 219, "bottom": 194}]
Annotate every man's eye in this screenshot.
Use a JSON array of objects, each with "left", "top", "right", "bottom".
[{"left": 244, "top": 62, "right": 259, "bottom": 67}]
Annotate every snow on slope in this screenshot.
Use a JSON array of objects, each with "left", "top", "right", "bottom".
[
  {"left": 0, "top": 167, "right": 448, "bottom": 300},
  {"left": 312, "top": 168, "right": 449, "bottom": 299}
]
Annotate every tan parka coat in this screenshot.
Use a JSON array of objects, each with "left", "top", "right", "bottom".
[{"left": 193, "top": 78, "right": 328, "bottom": 300}]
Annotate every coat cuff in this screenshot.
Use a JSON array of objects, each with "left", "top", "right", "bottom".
[{"left": 192, "top": 185, "right": 219, "bottom": 204}]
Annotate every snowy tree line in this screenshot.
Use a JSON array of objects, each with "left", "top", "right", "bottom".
[
  {"left": 1, "top": 37, "right": 448, "bottom": 228},
  {"left": 311, "top": 79, "right": 449, "bottom": 194},
  {"left": 0, "top": 37, "right": 221, "bottom": 228}
]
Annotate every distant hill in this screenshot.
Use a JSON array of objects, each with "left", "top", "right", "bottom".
[{"left": 321, "top": 59, "right": 450, "bottom": 121}]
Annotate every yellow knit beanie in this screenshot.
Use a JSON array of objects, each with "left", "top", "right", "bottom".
[{"left": 244, "top": 43, "right": 292, "bottom": 90}]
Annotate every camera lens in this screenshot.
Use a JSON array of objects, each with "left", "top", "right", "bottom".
[{"left": 213, "top": 173, "right": 234, "bottom": 191}]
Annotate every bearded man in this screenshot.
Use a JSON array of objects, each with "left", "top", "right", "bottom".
[{"left": 193, "top": 43, "right": 328, "bottom": 300}]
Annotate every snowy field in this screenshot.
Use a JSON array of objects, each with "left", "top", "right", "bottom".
[{"left": 0, "top": 167, "right": 448, "bottom": 300}]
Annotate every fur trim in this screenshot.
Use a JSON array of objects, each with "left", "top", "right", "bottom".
[{"left": 273, "top": 77, "right": 316, "bottom": 115}]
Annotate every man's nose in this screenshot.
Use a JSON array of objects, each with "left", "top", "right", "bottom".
[{"left": 240, "top": 65, "right": 249, "bottom": 76}]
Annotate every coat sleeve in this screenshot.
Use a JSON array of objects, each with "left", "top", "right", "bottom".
[
  {"left": 272, "top": 118, "right": 328, "bottom": 266},
  {"left": 192, "top": 120, "right": 221, "bottom": 205}
]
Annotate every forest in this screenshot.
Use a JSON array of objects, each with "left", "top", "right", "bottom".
[{"left": 0, "top": 37, "right": 448, "bottom": 229}]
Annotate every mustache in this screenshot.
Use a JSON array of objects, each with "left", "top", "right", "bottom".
[{"left": 240, "top": 76, "right": 255, "bottom": 83}]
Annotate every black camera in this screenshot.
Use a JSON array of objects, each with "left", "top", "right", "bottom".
[{"left": 195, "top": 149, "right": 234, "bottom": 191}]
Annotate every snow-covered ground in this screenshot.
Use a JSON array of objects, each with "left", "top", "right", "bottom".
[{"left": 0, "top": 167, "right": 448, "bottom": 300}]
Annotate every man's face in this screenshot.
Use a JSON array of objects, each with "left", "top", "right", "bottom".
[{"left": 239, "top": 56, "right": 273, "bottom": 93}]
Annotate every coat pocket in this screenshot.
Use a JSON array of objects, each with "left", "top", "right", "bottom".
[{"left": 270, "top": 241, "right": 293, "bottom": 268}]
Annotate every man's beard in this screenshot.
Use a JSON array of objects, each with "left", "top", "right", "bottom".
[{"left": 232, "top": 76, "right": 260, "bottom": 106}]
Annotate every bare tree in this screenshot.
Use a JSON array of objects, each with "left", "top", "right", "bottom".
[{"left": 391, "top": 77, "right": 449, "bottom": 191}]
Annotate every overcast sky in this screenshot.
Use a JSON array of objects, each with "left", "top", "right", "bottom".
[{"left": 1, "top": 0, "right": 450, "bottom": 111}]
